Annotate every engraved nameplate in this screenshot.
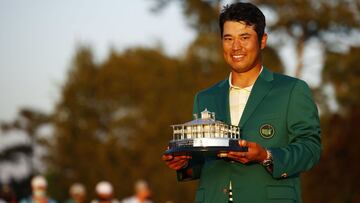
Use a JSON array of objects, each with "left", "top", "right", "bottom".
[{"left": 193, "top": 138, "right": 229, "bottom": 147}]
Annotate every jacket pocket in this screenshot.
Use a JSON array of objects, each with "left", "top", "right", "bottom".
[
  {"left": 195, "top": 188, "right": 205, "bottom": 203},
  {"left": 267, "top": 185, "right": 296, "bottom": 200}
]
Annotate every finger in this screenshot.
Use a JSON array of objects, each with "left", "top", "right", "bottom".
[
  {"left": 168, "top": 162, "right": 183, "bottom": 170},
  {"left": 173, "top": 155, "right": 191, "bottom": 161},
  {"left": 237, "top": 158, "right": 250, "bottom": 164},
  {"left": 175, "top": 159, "right": 188, "bottom": 167},
  {"left": 168, "top": 160, "right": 188, "bottom": 170},
  {"left": 166, "top": 159, "right": 183, "bottom": 167},
  {"left": 227, "top": 153, "right": 240, "bottom": 159},
  {"left": 228, "top": 151, "right": 246, "bottom": 158},
  {"left": 162, "top": 154, "right": 173, "bottom": 161},
  {"left": 163, "top": 154, "right": 191, "bottom": 162},
  {"left": 167, "top": 156, "right": 191, "bottom": 165},
  {"left": 218, "top": 152, "right": 228, "bottom": 158},
  {"left": 227, "top": 154, "right": 249, "bottom": 163},
  {"left": 227, "top": 152, "right": 247, "bottom": 160}
]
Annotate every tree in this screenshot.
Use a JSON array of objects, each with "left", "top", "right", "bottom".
[
  {"left": 301, "top": 47, "right": 360, "bottom": 202},
  {"left": 0, "top": 108, "right": 52, "bottom": 199},
  {"left": 48, "top": 46, "right": 197, "bottom": 202},
  {"left": 253, "top": 0, "right": 360, "bottom": 77},
  {"left": 153, "top": 0, "right": 360, "bottom": 78},
  {"left": 0, "top": 108, "right": 51, "bottom": 174}
]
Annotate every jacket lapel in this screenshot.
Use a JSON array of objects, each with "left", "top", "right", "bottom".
[
  {"left": 216, "top": 79, "right": 231, "bottom": 124},
  {"left": 239, "top": 67, "right": 274, "bottom": 128}
]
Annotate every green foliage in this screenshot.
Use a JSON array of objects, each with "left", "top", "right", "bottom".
[
  {"left": 256, "top": 0, "right": 360, "bottom": 35},
  {"left": 301, "top": 47, "right": 360, "bottom": 202},
  {"left": 254, "top": 0, "right": 360, "bottom": 77},
  {"left": 323, "top": 47, "right": 360, "bottom": 110},
  {"left": 182, "top": 0, "right": 359, "bottom": 74}
]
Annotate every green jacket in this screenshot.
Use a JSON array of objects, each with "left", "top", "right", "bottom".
[{"left": 178, "top": 67, "right": 321, "bottom": 203}]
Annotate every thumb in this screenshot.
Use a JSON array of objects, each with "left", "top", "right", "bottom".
[{"left": 239, "top": 139, "right": 247, "bottom": 147}]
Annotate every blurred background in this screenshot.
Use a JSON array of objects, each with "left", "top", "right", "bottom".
[{"left": 0, "top": 0, "right": 360, "bottom": 202}]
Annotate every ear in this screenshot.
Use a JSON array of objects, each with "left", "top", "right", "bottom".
[{"left": 260, "top": 33, "right": 268, "bottom": 50}]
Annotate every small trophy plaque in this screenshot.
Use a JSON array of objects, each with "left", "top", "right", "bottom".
[{"left": 165, "top": 109, "right": 248, "bottom": 156}]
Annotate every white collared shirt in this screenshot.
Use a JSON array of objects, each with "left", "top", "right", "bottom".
[
  {"left": 229, "top": 66, "right": 263, "bottom": 125},
  {"left": 229, "top": 74, "right": 254, "bottom": 126}
]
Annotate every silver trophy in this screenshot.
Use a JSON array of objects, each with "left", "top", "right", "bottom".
[{"left": 165, "top": 109, "right": 247, "bottom": 156}]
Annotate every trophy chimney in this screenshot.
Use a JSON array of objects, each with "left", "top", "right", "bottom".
[{"left": 201, "top": 108, "right": 211, "bottom": 119}]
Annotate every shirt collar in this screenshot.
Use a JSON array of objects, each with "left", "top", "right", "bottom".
[{"left": 229, "top": 66, "right": 263, "bottom": 91}]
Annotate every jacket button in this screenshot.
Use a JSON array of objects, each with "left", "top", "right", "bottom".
[{"left": 281, "top": 173, "right": 288, "bottom": 178}]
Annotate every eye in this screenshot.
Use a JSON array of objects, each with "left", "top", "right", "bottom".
[{"left": 223, "top": 37, "right": 232, "bottom": 41}]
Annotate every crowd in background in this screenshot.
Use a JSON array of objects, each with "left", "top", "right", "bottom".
[{"left": 0, "top": 175, "right": 153, "bottom": 203}]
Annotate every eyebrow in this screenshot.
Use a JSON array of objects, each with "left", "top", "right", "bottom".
[
  {"left": 223, "top": 34, "right": 232, "bottom": 38},
  {"left": 223, "top": 33, "right": 252, "bottom": 38},
  {"left": 239, "top": 33, "right": 251, "bottom": 37}
]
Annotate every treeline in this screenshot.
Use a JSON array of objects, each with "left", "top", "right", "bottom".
[{"left": 1, "top": 0, "right": 360, "bottom": 202}]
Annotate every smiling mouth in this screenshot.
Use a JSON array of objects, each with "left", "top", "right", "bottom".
[{"left": 231, "top": 54, "right": 246, "bottom": 61}]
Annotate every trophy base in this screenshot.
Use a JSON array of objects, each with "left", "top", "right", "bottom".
[
  {"left": 165, "top": 146, "right": 248, "bottom": 156},
  {"left": 164, "top": 138, "right": 248, "bottom": 156}
]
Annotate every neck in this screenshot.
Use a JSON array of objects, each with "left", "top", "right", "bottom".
[
  {"left": 33, "top": 196, "right": 47, "bottom": 203},
  {"left": 136, "top": 195, "right": 146, "bottom": 203},
  {"left": 231, "top": 65, "right": 262, "bottom": 88}
]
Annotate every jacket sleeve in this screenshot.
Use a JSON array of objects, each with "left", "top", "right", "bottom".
[
  {"left": 269, "top": 80, "right": 322, "bottom": 179},
  {"left": 176, "top": 93, "right": 204, "bottom": 181}
]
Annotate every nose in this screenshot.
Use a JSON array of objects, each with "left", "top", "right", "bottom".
[{"left": 232, "top": 38, "right": 242, "bottom": 51}]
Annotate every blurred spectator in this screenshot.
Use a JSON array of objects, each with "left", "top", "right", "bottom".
[
  {"left": 19, "top": 175, "right": 57, "bottom": 203},
  {"left": 0, "top": 184, "right": 17, "bottom": 203},
  {"left": 121, "top": 180, "right": 152, "bottom": 203},
  {"left": 91, "top": 181, "right": 119, "bottom": 203},
  {"left": 65, "top": 183, "right": 86, "bottom": 203}
]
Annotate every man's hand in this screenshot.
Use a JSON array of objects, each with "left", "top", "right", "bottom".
[
  {"left": 218, "top": 140, "right": 267, "bottom": 164},
  {"left": 162, "top": 153, "right": 191, "bottom": 170}
]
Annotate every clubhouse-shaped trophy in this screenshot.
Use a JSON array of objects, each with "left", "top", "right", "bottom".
[{"left": 165, "top": 109, "right": 248, "bottom": 156}]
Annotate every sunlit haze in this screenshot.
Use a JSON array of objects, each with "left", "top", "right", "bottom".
[{"left": 0, "top": 0, "right": 196, "bottom": 121}]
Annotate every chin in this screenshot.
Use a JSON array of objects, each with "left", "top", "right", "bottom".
[{"left": 231, "top": 66, "right": 253, "bottom": 73}]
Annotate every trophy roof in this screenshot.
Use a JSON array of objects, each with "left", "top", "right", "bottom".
[
  {"left": 183, "top": 118, "right": 223, "bottom": 126},
  {"left": 171, "top": 118, "right": 225, "bottom": 127},
  {"left": 171, "top": 109, "right": 237, "bottom": 128}
]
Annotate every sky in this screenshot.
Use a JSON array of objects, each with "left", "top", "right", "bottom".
[
  {"left": 0, "top": 0, "right": 196, "bottom": 122},
  {"left": 0, "top": 0, "right": 335, "bottom": 123}
]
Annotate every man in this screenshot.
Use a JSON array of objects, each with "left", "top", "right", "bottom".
[
  {"left": 65, "top": 183, "right": 86, "bottom": 203},
  {"left": 19, "top": 175, "right": 57, "bottom": 203},
  {"left": 162, "top": 2, "right": 321, "bottom": 203},
  {"left": 0, "top": 184, "right": 17, "bottom": 203},
  {"left": 121, "top": 180, "right": 153, "bottom": 203},
  {"left": 91, "top": 181, "right": 120, "bottom": 203}
]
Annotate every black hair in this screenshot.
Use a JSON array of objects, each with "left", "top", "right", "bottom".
[{"left": 219, "top": 2, "right": 266, "bottom": 42}]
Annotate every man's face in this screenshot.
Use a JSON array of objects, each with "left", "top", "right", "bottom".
[
  {"left": 32, "top": 186, "right": 47, "bottom": 198},
  {"left": 222, "top": 21, "right": 267, "bottom": 73}
]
